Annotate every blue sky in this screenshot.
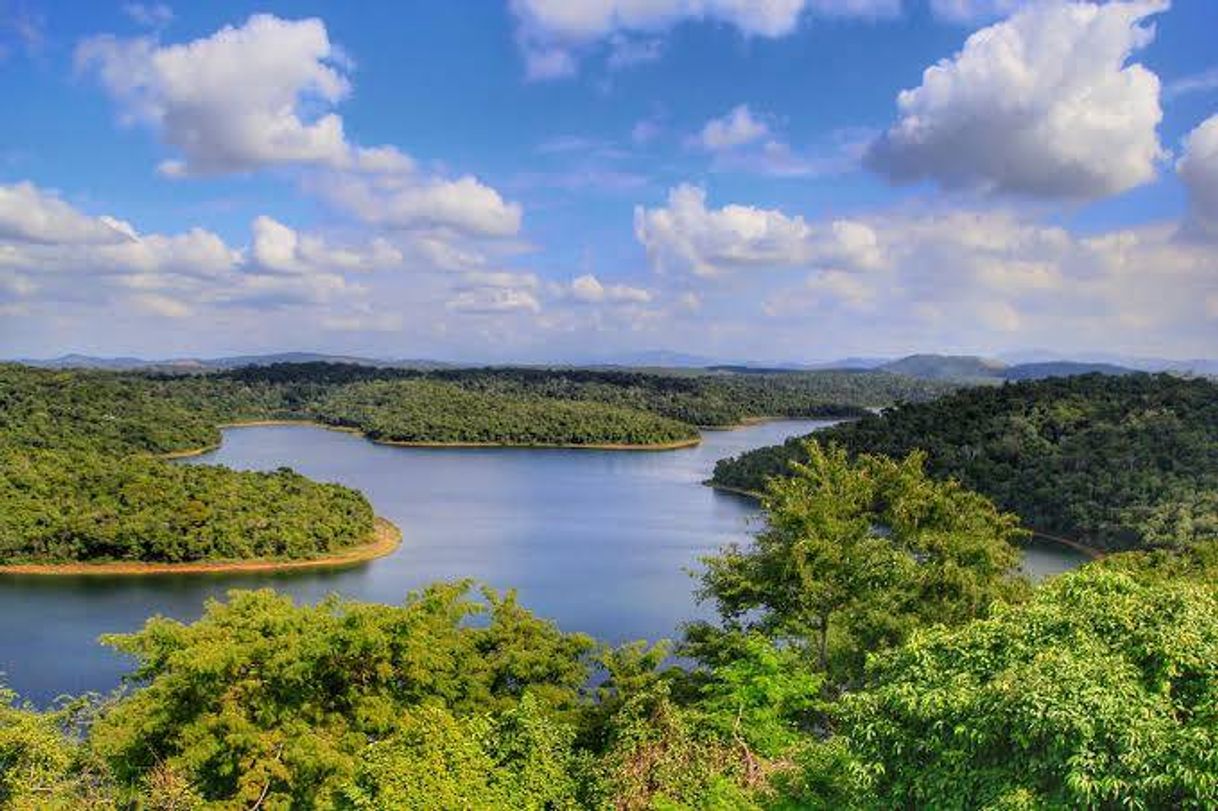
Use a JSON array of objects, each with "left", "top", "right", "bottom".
[{"left": 1, "top": 0, "right": 1216, "bottom": 362}]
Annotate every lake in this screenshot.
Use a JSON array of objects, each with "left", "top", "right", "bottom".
[{"left": 0, "top": 421, "right": 1088, "bottom": 704}]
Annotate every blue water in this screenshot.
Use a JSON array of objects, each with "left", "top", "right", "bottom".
[{"left": 0, "top": 420, "right": 1086, "bottom": 705}]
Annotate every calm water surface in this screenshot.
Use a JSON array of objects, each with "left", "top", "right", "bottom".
[{"left": 0, "top": 421, "right": 1087, "bottom": 704}]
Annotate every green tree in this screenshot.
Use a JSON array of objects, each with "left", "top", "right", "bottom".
[
  {"left": 90, "top": 584, "right": 594, "bottom": 808},
  {"left": 840, "top": 569, "right": 1218, "bottom": 809},
  {"left": 696, "top": 441, "right": 1026, "bottom": 682}
]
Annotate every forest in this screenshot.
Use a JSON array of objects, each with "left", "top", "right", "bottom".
[
  {"left": 2, "top": 441, "right": 1214, "bottom": 808},
  {"left": 0, "top": 365, "right": 373, "bottom": 565},
  {"left": 0, "top": 361, "right": 946, "bottom": 564},
  {"left": 712, "top": 373, "right": 1218, "bottom": 552},
  {"left": 0, "top": 448, "right": 374, "bottom": 564}
]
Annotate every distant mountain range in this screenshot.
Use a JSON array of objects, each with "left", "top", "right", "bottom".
[
  {"left": 18, "top": 352, "right": 453, "bottom": 372},
  {"left": 11, "top": 351, "right": 1215, "bottom": 381},
  {"left": 876, "top": 354, "right": 1138, "bottom": 382}
]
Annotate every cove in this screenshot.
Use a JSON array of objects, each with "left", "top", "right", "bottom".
[{"left": 0, "top": 421, "right": 1088, "bottom": 705}]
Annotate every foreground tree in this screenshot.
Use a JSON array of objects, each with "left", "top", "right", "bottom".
[
  {"left": 695, "top": 441, "right": 1026, "bottom": 683},
  {"left": 839, "top": 569, "right": 1218, "bottom": 809},
  {"left": 90, "top": 583, "right": 594, "bottom": 808}
]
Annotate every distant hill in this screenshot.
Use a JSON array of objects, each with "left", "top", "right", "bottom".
[
  {"left": 14, "top": 350, "right": 1206, "bottom": 380},
  {"left": 18, "top": 352, "right": 453, "bottom": 372},
  {"left": 880, "top": 354, "right": 1006, "bottom": 381},
  {"left": 877, "top": 354, "right": 1139, "bottom": 383},
  {"left": 1000, "top": 361, "right": 1134, "bottom": 381}
]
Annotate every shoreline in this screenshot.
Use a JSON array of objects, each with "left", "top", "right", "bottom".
[
  {"left": 705, "top": 482, "right": 1106, "bottom": 559},
  {"left": 0, "top": 517, "right": 402, "bottom": 577},
  {"left": 367, "top": 435, "right": 701, "bottom": 451},
  {"left": 165, "top": 419, "right": 702, "bottom": 456}
]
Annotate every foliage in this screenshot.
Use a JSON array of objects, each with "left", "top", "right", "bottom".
[
  {"left": 337, "top": 697, "right": 581, "bottom": 810},
  {"left": 211, "top": 362, "right": 952, "bottom": 427},
  {"left": 4, "top": 362, "right": 1216, "bottom": 807},
  {"left": 91, "top": 583, "right": 594, "bottom": 808},
  {"left": 838, "top": 569, "right": 1218, "bottom": 809},
  {"left": 313, "top": 379, "right": 699, "bottom": 446},
  {"left": 0, "top": 690, "right": 113, "bottom": 809},
  {"left": 0, "top": 448, "right": 374, "bottom": 563},
  {"left": 696, "top": 441, "right": 1026, "bottom": 683},
  {"left": 0, "top": 365, "right": 217, "bottom": 456},
  {"left": 713, "top": 373, "right": 1218, "bottom": 551}
]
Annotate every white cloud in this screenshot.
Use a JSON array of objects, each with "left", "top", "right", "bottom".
[
  {"left": 130, "top": 292, "right": 191, "bottom": 318},
  {"left": 0, "top": 182, "right": 421, "bottom": 316},
  {"left": 77, "top": 14, "right": 522, "bottom": 239},
  {"left": 696, "top": 105, "right": 770, "bottom": 151},
  {"left": 1178, "top": 114, "right": 1218, "bottom": 240},
  {"left": 250, "top": 215, "right": 403, "bottom": 275},
  {"left": 757, "top": 206, "right": 1216, "bottom": 354},
  {"left": 77, "top": 14, "right": 358, "bottom": 176},
  {"left": 447, "top": 288, "right": 542, "bottom": 314},
  {"left": 510, "top": 0, "right": 897, "bottom": 79},
  {"left": 312, "top": 171, "right": 522, "bottom": 237},
  {"left": 634, "top": 184, "right": 883, "bottom": 276},
  {"left": 0, "top": 182, "right": 130, "bottom": 245},
  {"left": 567, "top": 273, "right": 652, "bottom": 304},
  {"left": 462, "top": 271, "right": 541, "bottom": 290},
  {"left": 867, "top": 1, "right": 1168, "bottom": 199}
]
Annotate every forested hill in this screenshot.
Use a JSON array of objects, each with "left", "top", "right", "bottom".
[
  {"left": 0, "top": 362, "right": 955, "bottom": 454},
  {"left": 712, "top": 373, "right": 1218, "bottom": 552},
  {"left": 0, "top": 365, "right": 374, "bottom": 565},
  {"left": 202, "top": 361, "right": 956, "bottom": 427}
]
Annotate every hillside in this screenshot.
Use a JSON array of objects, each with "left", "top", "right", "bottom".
[
  {"left": 712, "top": 373, "right": 1218, "bottom": 552},
  {"left": 876, "top": 353, "right": 1138, "bottom": 383}
]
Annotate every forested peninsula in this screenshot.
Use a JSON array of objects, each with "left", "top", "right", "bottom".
[{"left": 712, "top": 373, "right": 1218, "bottom": 552}]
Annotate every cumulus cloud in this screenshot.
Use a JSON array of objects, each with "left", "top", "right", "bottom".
[
  {"left": 696, "top": 105, "right": 769, "bottom": 151},
  {"left": 250, "top": 215, "right": 403, "bottom": 275},
  {"left": 867, "top": 1, "right": 1168, "bottom": 199},
  {"left": 310, "top": 171, "right": 522, "bottom": 237},
  {"left": 77, "top": 14, "right": 522, "bottom": 239},
  {"left": 756, "top": 207, "right": 1216, "bottom": 355},
  {"left": 0, "top": 182, "right": 418, "bottom": 317},
  {"left": 77, "top": 15, "right": 361, "bottom": 176},
  {"left": 1178, "top": 114, "right": 1218, "bottom": 240},
  {"left": 634, "top": 184, "right": 883, "bottom": 276},
  {"left": 446, "top": 269, "right": 542, "bottom": 315},
  {"left": 567, "top": 273, "right": 653, "bottom": 304},
  {"left": 0, "top": 182, "right": 131, "bottom": 245},
  {"left": 510, "top": 0, "right": 897, "bottom": 79},
  {"left": 447, "top": 288, "right": 542, "bottom": 314}
]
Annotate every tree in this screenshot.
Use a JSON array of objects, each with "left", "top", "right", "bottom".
[
  {"left": 840, "top": 569, "right": 1218, "bottom": 809},
  {"left": 90, "top": 584, "right": 594, "bottom": 807},
  {"left": 696, "top": 441, "right": 1026, "bottom": 683}
]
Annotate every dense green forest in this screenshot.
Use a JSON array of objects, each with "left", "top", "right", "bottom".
[
  {"left": 3, "top": 442, "right": 1214, "bottom": 808},
  {"left": 712, "top": 373, "right": 1218, "bottom": 551},
  {"left": 313, "top": 380, "right": 698, "bottom": 446},
  {"left": 0, "top": 365, "right": 373, "bottom": 565},
  {"left": 0, "top": 449, "right": 373, "bottom": 564},
  {"left": 2, "top": 362, "right": 954, "bottom": 453}
]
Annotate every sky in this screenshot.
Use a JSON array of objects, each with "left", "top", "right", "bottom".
[{"left": 0, "top": 0, "right": 1216, "bottom": 363}]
